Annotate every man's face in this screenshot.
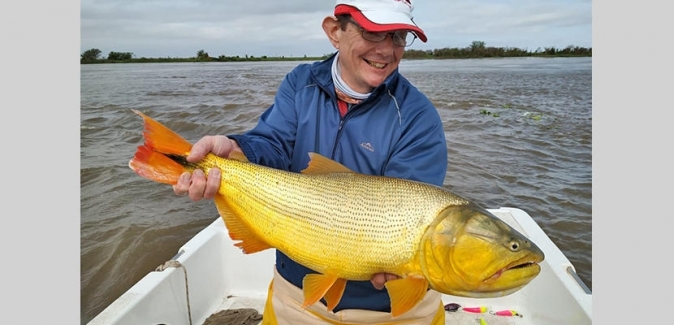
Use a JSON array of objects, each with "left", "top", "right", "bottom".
[{"left": 324, "top": 17, "right": 406, "bottom": 93}]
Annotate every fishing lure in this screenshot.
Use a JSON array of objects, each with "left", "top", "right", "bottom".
[
  {"left": 477, "top": 318, "right": 488, "bottom": 325},
  {"left": 462, "top": 306, "right": 489, "bottom": 313},
  {"left": 491, "top": 309, "right": 523, "bottom": 317}
]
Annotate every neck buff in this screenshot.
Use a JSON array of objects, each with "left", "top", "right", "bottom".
[{"left": 331, "top": 52, "right": 371, "bottom": 104}]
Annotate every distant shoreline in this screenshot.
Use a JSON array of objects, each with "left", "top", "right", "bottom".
[
  {"left": 81, "top": 53, "right": 591, "bottom": 64},
  {"left": 81, "top": 43, "right": 591, "bottom": 64}
]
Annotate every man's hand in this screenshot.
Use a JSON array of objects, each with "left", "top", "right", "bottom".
[
  {"left": 371, "top": 272, "right": 399, "bottom": 290},
  {"left": 172, "top": 135, "right": 241, "bottom": 201}
]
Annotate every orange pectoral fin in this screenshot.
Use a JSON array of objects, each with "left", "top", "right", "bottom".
[
  {"left": 302, "top": 273, "right": 341, "bottom": 309},
  {"left": 384, "top": 276, "right": 429, "bottom": 317}
]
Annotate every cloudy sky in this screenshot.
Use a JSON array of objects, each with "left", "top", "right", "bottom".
[{"left": 80, "top": 0, "right": 592, "bottom": 59}]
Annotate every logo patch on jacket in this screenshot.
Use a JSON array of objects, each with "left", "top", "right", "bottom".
[{"left": 360, "top": 142, "right": 374, "bottom": 152}]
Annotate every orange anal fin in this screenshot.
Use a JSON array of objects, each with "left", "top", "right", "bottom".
[
  {"left": 129, "top": 145, "right": 185, "bottom": 184},
  {"left": 323, "top": 278, "right": 347, "bottom": 311},
  {"left": 301, "top": 273, "right": 340, "bottom": 308},
  {"left": 214, "top": 195, "right": 272, "bottom": 254},
  {"left": 132, "top": 110, "right": 193, "bottom": 155},
  {"left": 385, "top": 276, "right": 429, "bottom": 317}
]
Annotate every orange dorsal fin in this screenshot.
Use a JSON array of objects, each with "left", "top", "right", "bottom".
[
  {"left": 302, "top": 273, "right": 341, "bottom": 308},
  {"left": 132, "top": 110, "right": 193, "bottom": 155},
  {"left": 214, "top": 195, "right": 272, "bottom": 254},
  {"left": 385, "top": 276, "right": 429, "bottom": 317},
  {"left": 301, "top": 152, "right": 354, "bottom": 175}
]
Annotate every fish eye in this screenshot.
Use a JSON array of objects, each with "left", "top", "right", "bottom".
[{"left": 508, "top": 240, "right": 520, "bottom": 251}]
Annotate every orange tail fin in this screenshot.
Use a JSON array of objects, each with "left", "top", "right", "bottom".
[{"left": 128, "top": 110, "right": 193, "bottom": 185}]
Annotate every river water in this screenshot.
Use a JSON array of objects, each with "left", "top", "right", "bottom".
[{"left": 80, "top": 57, "right": 592, "bottom": 324}]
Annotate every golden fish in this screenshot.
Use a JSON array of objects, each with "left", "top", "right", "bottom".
[{"left": 128, "top": 110, "right": 544, "bottom": 317}]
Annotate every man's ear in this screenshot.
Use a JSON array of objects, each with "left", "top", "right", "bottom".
[{"left": 322, "top": 16, "right": 341, "bottom": 49}]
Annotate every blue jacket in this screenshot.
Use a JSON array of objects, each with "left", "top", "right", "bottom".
[{"left": 229, "top": 52, "right": 447, "bottom": 312}]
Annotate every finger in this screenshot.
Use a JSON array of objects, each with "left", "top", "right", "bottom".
[
  {"left": 173, "top": 172, "right": 192, "bottom": 195},
  {"left": 202, "top": 168, "right": 221, "bottom": 199},
  {"left": 212, "top": 136, "right": 236, "bottom": 157},
  {"left": 187, "top": 169, "right": 207, "bottom": 201},
  {"left": 371, "top": 273, "right": 385, "bottom": 290},
  {"left": 187, "top": 137, "right": 214, "bottom": 162}
]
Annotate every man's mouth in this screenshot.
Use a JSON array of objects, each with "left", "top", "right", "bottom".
[{"left": 364, "top": 59, "right": 386, "bottom": 69}]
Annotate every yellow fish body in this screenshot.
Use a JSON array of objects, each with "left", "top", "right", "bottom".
[{"left": 129, "top": 110, "right": 544, "bottom": 317}]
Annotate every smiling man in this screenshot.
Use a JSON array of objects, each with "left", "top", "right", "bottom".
[{"left": 173, "top": 0, "right": 448, "bottom": 324}]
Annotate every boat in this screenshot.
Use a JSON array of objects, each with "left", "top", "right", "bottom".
[{"left": 86, "top": 207, "right": 592, "bottom": 325}]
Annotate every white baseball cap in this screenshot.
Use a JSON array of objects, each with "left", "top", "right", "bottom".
[{"left": 334, "top": 0, "right": 427, "bottom": 42}]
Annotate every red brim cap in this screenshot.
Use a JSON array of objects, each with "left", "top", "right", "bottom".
[{"left": 335, "top": 4, "right": 428, "bottom": 43}]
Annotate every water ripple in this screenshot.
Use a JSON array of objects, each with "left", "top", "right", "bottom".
[{"left": 80, "top": 58, "right": 592, "bottom": 324}]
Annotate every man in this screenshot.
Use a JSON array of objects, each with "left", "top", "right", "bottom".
[{"left": 174, "top": 0, "right": 448, "bottom": 323}]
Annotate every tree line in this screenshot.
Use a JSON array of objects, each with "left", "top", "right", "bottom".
[
  {"left": 404, "top": 41, "right": 591, "bottom": 59},
  {"left": 81, "top": 41, "right": 591, "bottom": 64}
]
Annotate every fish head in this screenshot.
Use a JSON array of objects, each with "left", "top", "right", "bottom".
[{"left": 419, "top": 204, "right": 544, "bottom": 297}]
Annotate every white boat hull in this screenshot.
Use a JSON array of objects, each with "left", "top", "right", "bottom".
[{"left": 87, "top": 207, "right": 592, "bottom": 325}]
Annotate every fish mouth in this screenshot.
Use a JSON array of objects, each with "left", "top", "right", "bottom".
[{"left": 485, "top": 255, "right": 542, "bottom": 283}]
